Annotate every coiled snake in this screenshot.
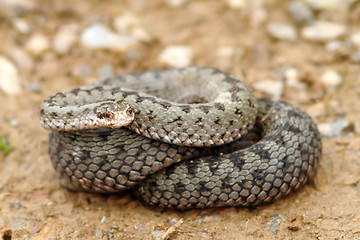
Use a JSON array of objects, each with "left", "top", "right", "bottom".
[{"left": 40, "top": 67, "right": 321, "bottom": 209}]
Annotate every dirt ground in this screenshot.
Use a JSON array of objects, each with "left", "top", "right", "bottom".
[{"left": 0, "top": 0, "right": 360, "bottom": 239}]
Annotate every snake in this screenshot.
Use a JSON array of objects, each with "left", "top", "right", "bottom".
[{"left": 40, "top": 67, "right": 322, "bottom": 209}]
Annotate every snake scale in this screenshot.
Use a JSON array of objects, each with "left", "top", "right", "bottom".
[{"left": 40, "top": 67, "right": 321, "bottom": 209}]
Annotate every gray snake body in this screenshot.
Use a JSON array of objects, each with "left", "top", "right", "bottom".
[{"left": 40, "top": 67, "right": 322, "bottom": 209}]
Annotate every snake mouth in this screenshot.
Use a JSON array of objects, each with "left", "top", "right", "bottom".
[{"left": 100, "top": 105, "right": 135, "bottom": 128}]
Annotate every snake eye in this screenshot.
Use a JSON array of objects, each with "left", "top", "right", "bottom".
[{"left": 126, "top": 108, "right": 133, "bottom": 115}]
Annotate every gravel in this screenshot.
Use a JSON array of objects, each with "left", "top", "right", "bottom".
[
  {"left": 158, "top": 45, "right": 193, "bottom": 67},
  {"left": 287, "top": 1, "right": 314, "bottom": 24},
  {"left": 52, "top": 24, "right": 79, "bottom": 54},
  {"left": 350, "top": 32, "right": 360, "bottom": 48},
  {"left": 319, "top": 70, "right": 343, "bottom": 91},
  {"left": 0, "top": 56, "right": 21, "bottom": 95},
  {"left": 318, "top": 119, "right": 351, "bottom": 137},
  {"left": 305, "top": 0, "right": 356, "bottom": 10},
  {"left": 25, "top": 33, "right": 50, "bottom": 56},
  {"left": 81, "top": 24, "right": 138, "bottom": 51},
  {"left": 301, "top": 21, "right": 346, "bottom": 42},
  {"left": 267, "top": 23, "right": 298, "bottom": 41}
]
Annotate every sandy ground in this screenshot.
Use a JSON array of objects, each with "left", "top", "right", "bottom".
[{"left": 0, "top": 0, "right": 360, "bottom": 239}]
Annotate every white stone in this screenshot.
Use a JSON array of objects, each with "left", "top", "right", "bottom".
[
  {"left": 253, "top": 80, "right": 283, "bottom": 100},
  {"left": 113, "top": 12, "right": 139, "bottom": 33},
  {"left": 113, "top": 13, "right": 151, "bottom": 42},
  {"left": 53, "top": 24, "right": 79, "bottom": 54},
  {"left": 319, "top": 70, "right": 342, "bottom": 90},
  {"left": 354, "top": 120, "right": 360, "bottom": 134},
  {"left": 158, "top": 45, "right": 193, "bottom": 67},
  {"left": 217, "top": 47, "right": 235, "bottom": 58},
  {"left": 251, "top": 8, "right": 268, "bottom": 27},
  {"left": 11, "top": 18, "right": 31, "bottom": 34},
  {"left": 0, "top": 0, "right": 35, "bottom": 10},
  {"left": 305, "top": 0, "right": 356, "bottom": 10},
  {"left": 350, "top": 32, "right": 360, "bottom": 48},
  {"left": 8, "top": 48, "right": 33, "bottom": 71},
  {"left": 284, "top": 68, "right": 306, "bottom": 90},
  {"left": 287, "top": 1, "right": 314, "bottom": 24},
  {"left": 284, "top": 68, "right": 299, "bottom": 83},
  {"left": 166, "top": 0, "right": 187, "bottom": 7},
  {"left": 0, "top": 57, "right": 21, "bottom": 95},
  {"left": 81, "top": 24, "right": 138, "bottom": 51},
  {"left": 325, "top": 40, "right": 347, "bottom": 53},
  {"left": 227, "top": 0, "right": 247, "bottom": 9},
  {"left": 267, "top": 23, "right": 297, "bottom": 41},
  {"left": 318, "top": 119, "right": 350, "bottom": 137},
  {"left": 26, "top": 34, "right": 50, "bottom": 56},
  {"left": 301, "top": 21, "right": 346, "bottom": 42}
]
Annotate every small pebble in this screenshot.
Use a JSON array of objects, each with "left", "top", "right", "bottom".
[
  {"left": 251, "top": 7, "right": 268, "bottom": 27},
  {"left": 0, "top": 0, "right": 36, "bottom": 11},
  {"left": 11, "top": 119, "right": 19, "bottom": 128},
  {"left": 253, "top": 80, "right": 283, "bottom": 100},
  {"left": 113, "top": 12, "right": 139, "bottom": 33},
  {"left": 53, "top": 24, "right": 79, "bottom": 54},
  {"left": 318, "top": 119, "right": 350, "bottom": 137},
  {"left": 201, "top": 232, "right": 208, "bottom": 238},
  {"left": 166, "top": 0, "right": 187, "bottom": 7},
  {"left": 151, "top": 230, "right": 165, "bottom": 238},
  {"left": 350, "top": 32, "right": 360, "bottom": 48},
  {"left": 8, "top": 47, "right": 34, "bottom": 71},
  {"left": 305, "top": 0, "right": 356, "bottom": 10},
  {"left": 100, "top": 216, "right": 107, "bottom": 224},
  {"left": 26, "top": 33, "right": 50, "bottom": 56},
  {"left": 325, "top": 40, "right": 348, "bottom": 55},
  {"left": 113, "top": 13, "right": 151, "bottom": 42},
  {"left": 267, "top": 23, "right": 297, "bottom": 41},
  {"left": 107, "top": 232, "right": 114, "bottom": 238},
  {"left": 284, "top": 68, "right": 306, "bottom": 90},
  {"left": 227, "top": 0, "right": 247, "bottom": 9},
  {"left": 287, "top": 1, "right": 314, "bottom": 24},
  {"left": 27, "top": 83, "right": 41, "bottom": 92},
  {"left": 0, "top": 56, "right": 21, "bottom": 95},
  {"left": 301, "top": 21, "right": 346, "bottom": 42},
  {"left": 268, "top": 214, "right": 281, "bottom": 234},
  {"left": 319, "top": 70, "right": 342, "bottom": 91},
  {"left": 11, "top": 18, "right": 31, "bottom": 34},
  {"left": 93, "top": 229, "right": 103, "bottom": 238},
  {"left": 81, "top": 24, "right": 138, "bottom": 51},
  {"left": 353, "top": 120, "right": 360, "bottom": 134},
  {"left": 158, "top": 45, "right": 193, "bottom": 67}
]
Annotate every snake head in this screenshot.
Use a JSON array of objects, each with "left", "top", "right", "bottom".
[{"left": 96, "top": 101, "right": 135, "bottom": 128}]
